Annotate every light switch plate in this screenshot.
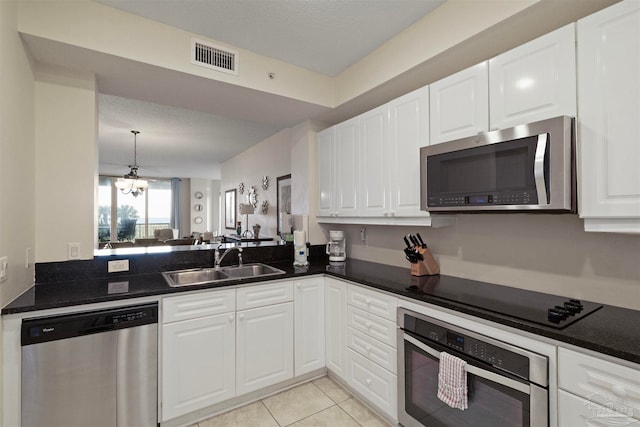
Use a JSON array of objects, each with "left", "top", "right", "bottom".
[
  {"left": 0, "top": 256, "right": 8, "bottom": 283},
  {"left": 68, "top": 243, "right": 81, "bottom": 260}
]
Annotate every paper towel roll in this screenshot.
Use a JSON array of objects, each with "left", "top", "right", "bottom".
[{"left": 293, "top": 230, "right": 305, "bottom": 246}]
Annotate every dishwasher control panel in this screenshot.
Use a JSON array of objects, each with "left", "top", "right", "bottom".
[{"left": 21, "top": 303, "right": 158, "bottom": 346}]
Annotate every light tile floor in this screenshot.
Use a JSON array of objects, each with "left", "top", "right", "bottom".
[{"left": 191, "top": 376, "right": 394, "bottom": 427}]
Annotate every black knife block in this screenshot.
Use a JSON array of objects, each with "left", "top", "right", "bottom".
[{"left": 410, "top": 246, "right": 440, "bottom": 276}]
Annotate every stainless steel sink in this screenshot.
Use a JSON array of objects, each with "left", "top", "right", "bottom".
[
  {"left": 222, "top": 263, "right": 286, "bottom": 279},
  {"left": 162, "top": 268, "right": 231, "bottom": 287},
  {"left": 162, "top": 263, "right": 285, "bottom": 287}
]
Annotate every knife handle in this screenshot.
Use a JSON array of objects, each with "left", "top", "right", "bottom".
[{"left": 403, "top": 236, "right": 412, "bottom": 248}]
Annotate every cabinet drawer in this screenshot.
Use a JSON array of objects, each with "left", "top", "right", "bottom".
[
  {"left": 236, "top": 281, "right": 293, "bottom": 310},
  {"left": 348, "top": 285, "right": 397, "bottom": 321},
  {"left": 347, "top": 348, "right": 397, "bottom": 420},
  {"left": 162, "top": 289, "right": 235, "bottom": 323},
  {"left": 347, "top": 306, "right": 397, "bottom": 348},
  {"left": 558, "top": 389, "right": 640, "bottom": 426},
  {"left": 347, "top": 327, "right": 397, "bottom": 374},
  {"left": 558, "top": 348, "right": 640, "bottom": 418}
]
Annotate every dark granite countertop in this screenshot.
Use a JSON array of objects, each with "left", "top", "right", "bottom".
[{"left": 3, "top": 258, "right": 639, "bottom": 365}]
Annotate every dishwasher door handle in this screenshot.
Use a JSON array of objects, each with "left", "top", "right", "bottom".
[{"left": 80, "top": 325, "right": 116, "bottom": 335}]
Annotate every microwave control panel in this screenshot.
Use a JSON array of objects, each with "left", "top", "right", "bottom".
[{"left": 428, "top": 191, "right": 536, "bottom": 208}]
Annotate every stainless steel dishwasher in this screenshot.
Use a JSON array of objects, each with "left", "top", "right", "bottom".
[{"left": 21, "top": 303, "right": 158, "bottom": 427}]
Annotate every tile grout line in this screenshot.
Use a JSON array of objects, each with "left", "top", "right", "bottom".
[{"left": 258, "top": 399, "right": 282, "bottom": 427}]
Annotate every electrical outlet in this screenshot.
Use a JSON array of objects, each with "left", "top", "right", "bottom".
[
  {"left": 0, "top": 256, "right": 8, "bottom": 283},
  {"left": 360, "top": 227, "right": 367, "bottom": 245},
  {"left": 108, "top": 259, "right": 129, "bottom": 273},
  {"left": 68, "top": 243, "right": 81, "bottom": 260}
]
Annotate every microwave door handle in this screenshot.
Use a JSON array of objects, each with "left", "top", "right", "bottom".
[
  {"left": 403, "top": 333, "right": 531, "bottom": 394},
  {"left": 534, "top": 134, "right": 549, "bottom": 205}
]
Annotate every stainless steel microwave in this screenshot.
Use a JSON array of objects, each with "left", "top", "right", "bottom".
[{"left": 420, "top": 116, "right": 576, "bottom": 213}]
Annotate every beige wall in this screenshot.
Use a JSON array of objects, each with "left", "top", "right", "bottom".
[
  {"left": 34, "top": 65, "right": 97, "bottom": 262},
  {"left": 323, "top": 215, "right": 640, "bottom": 311},
  {"left": 221, "top": 129, "right": 292, "bottom": 238},
  {"left": 0, "top": 0, "right": 36, "bottom": 416},
  {"left": 0, "top": 0, "right": 36, "bottom": 307}
]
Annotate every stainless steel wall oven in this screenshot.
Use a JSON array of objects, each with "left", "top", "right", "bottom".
[{"left": 398, "top": 308, "right": 549, "bottom": 427}]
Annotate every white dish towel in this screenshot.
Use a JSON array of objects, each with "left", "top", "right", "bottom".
[{"left": 437, "top": 351, "right": 468, "bottom": 410}]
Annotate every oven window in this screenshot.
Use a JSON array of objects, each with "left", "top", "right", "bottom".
[{"left": 404, "top": 341, "right": 531, "bottom": 427}]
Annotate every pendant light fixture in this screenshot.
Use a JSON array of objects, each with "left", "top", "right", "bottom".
[{"left": 115, "top": 130, "right": 148, "bottom": 197}]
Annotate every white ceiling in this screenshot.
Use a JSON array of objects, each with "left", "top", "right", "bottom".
[
  {"left": 97, "top": 0, "right": 443, "bottom": 77},
  {"left": 88, "top": 0, "right": 443, "bottom": 180}
]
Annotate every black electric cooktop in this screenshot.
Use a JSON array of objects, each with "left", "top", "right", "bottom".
[{"left": 406, "top": 275, "right": 602, "bottom": 329}]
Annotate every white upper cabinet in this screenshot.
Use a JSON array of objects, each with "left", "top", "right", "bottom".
[
  {"left": 577, "top": 0, "right": 640, "bottom": 233},
  {"left": 335, "top": 117, "right": 360, "bottom": 217},
  {"left": 359, "top": 87, "right": 429, "bottom": 219},
  {"left": 388, "top": 87, "right": 430, "bottom": 217},
  {"left": 359, "top": 104, "right": 389, "bottom": 217},
  {"left": 317, "top": 127, "right": 335, "bottom": 217},
  {"left": 429, "top": 62, "right": 489, "bottom": 144},
  {"left": 489, "top": 23, "right": 576, "bottom": 130}
]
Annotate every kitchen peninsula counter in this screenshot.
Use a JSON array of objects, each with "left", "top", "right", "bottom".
[{"left": 3, "top": 256, "right": 639, "bottom": 365}]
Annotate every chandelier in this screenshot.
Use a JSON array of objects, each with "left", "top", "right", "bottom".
[{"left": 115, "top": 130, "right": 148, "bottom": 197}]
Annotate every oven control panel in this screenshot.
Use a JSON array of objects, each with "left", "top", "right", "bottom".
[{"left": 406, "top": 316, "right": 530, "bottom": 380}]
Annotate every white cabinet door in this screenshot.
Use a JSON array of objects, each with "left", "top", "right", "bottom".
[
  {"left": 558, "top": 390, "right": 640, "bottom": 426},
  {"left": 489, "top": 23, "right": 576, "bottom": 130},
  {"left": 335, "top": 117, "right": 360, "bottom": 216},
  {"left": 325, "top": 278, "right": 347, "bottom": 380},
  {"left": 161, "top": 313, "right": 235, "bottom": 421},
  {"left": 388, "top": 86, "right": 430, "bottom": 217},
  {"left": 577, "top": 0, "right": 640, "bottom": 233},
  {"left": 317, "top": 127, "right": 335, "bottom": 217},
  {"left": 359, "top": 104, "right": 389, "bottom": 217},
  {"left": 294, "top": 278, "right": 325, "bottom": 376},
  {"left": 429, "top": 62, "right": 489, "bottom": 144},
  {"left": 236, "top": 302, "right": 294, "bottom": 395}
]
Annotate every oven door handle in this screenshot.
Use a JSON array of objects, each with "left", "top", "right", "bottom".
[{"left": 404, "top": 334, "right": 531, "bottom": 395}]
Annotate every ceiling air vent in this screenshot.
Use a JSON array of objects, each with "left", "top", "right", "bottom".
[{"left": 191, "top": 38, "right": 238, "bottom": 75}]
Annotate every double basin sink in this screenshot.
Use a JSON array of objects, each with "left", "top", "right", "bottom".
[{"left": 162, "top": 263, "right": 286, "bottom": 287}]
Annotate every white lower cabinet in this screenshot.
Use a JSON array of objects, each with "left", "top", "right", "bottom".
[
  {"left": 236, "top": 301, "right": 294, "bottom": 395},
  {"left": 161, "top": 291, "right": 236, "bottom": 421},
  {"left": 234, "top": 277, "right": 294, "bottom": 397},
  {"left": 346, "top": 348, "right": 397, "bottom": 420},
  {"left": 557, "top": 347, "right": 640, "bottom": 426},
  {"left": 294, "top": 278, "right": 325, "bottom": 376},
  {"left": 325, "top": 277, "right": 348, "bottom": 380},
  {"left": 345, "top": 284, "right": 398, "bottom": 421},
  {"left": 558, "top": 389, "right": 640, "bottom": 426}
]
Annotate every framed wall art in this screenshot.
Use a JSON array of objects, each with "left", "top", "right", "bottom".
[
  {"left": 224, "top": 189, "right": 236, "bottom": 229},
  {"left": 276, "top": 174, "right": 291, "bottom": 236}
]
